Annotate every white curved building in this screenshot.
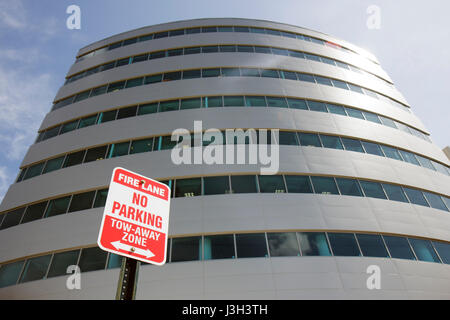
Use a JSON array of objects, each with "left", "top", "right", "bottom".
[{"left": 0, "top": 18, "right": 449, "bottom": 299}]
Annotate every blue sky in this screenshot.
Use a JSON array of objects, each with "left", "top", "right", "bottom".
[{"left": 0, "top": 0, "right": 449, "bottom": 202}]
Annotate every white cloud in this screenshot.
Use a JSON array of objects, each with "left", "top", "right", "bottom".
[
  {"left": 0, "top": 166, "right": 12, "bottom": 203},
  {"left": 0, "top": 0, "right": 27, "bottom": 30}
]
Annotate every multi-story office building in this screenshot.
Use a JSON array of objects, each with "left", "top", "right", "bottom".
[{"left": 0, "top": 18, "right": 449, "bottom": 299}]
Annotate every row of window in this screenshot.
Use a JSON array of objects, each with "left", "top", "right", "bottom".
[
  {"left": 22, "top": 128, "right": 448, "bottom": 185},
  {"left": 1, "top": 231, "right": 449, "bottom": 288},
  {"left": 3, "top": 173, "right": 449, "bottom": 232},
  {"left": 66, "top": 44, "right": 390, "bottom": 88},
  {"left": 52, "top": 66, "right": 409, "bottom": 113},
  {"left": 40, "top": 95, "right": 430, "bottom": 145},
  {"left": 76, "top": 24, "right": 377, "bottom": 66}
]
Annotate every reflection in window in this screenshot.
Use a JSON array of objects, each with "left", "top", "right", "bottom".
[
  {"left": 68, "top": 191, "right": 95, "bottom": 213},
  {"left": 328, "top": 233, "right": 361, "bottom": 256},
  {"left": 408, "top": 238, "right": 440, "bottom": 263},
  {"left": 0, "top": 260, "right": 24, "bottom": 288},
  {"left": 432, "top": 241, "right": 450, "bottom": 264},
  {"left": 47, "top": 250, "right": 80, "bottom": 278},
  {"left": 22, "top": 201, "right": 47, "bottom": 223},
  {"left": 298, "top": 232, "right": 331, "bottom": 256},
  {"left": 0, "top": 208, "right": 25, "bottom": 230},
  {"left": 382, "top": 184, "right": 408, "bottom": 203},
  {"left": 19, "top": 255, "right": 51, "bottom": 283},
  {"left": 336, "top": 178, "right": 362, "bottom": 197},
  {"left": 267, "top": 232, "right": 300, "bottom": 256},
  {"left": 359, "top": 181, "right": 387, "bottom": 199},
  {"left": 311, "top": 176, "right": 339, "bottom": 195}
]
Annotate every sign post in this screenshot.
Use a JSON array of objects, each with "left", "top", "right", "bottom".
[{"left": 97, "top": 167, "right": 171, "bottom": 299}]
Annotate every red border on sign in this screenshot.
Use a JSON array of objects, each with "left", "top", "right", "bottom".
[{"left": 113, "top": 168, "right": 169, "bottom": 201}]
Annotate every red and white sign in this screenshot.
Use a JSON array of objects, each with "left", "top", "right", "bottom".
[{"left": 97, "top": 167, "right": 171, "bottom": 265}]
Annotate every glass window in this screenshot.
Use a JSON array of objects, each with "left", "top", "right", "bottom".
[
  {"left": 304, "top": 53, "right": 321, "bottom": 62},
  {"left": 328, "top": 233, "right": 361, "bottom": 256},
  {"left": 278, "top": 70, "right": 296, "bottom": 81},
  {"left": 158, "top": 135, "right": 178, "bottom": 150},
  {"left": 320, "top": 57, "right": 336, "bottom": 65},
  {"left": 163, "top": 71, "right": 182, "bottom": 81},
  {"left": 218, "top": 26, "right": 234, "bottom": 32},
  {"left": 285, "top": 175, "right": 313, "bottom": 193},
  {"left": 125, "top": 77, "right": 143, "bottom": 88},
  {"left": 22, "top": 201, "right": 47, "bottom": 223},
  {"left": 130, "top": 138, "right": 153, "bottom": 154},
  {"left": 341, "top": 137, "right": 364, "bottom": 153},
  {"left": 359, "top": 180, "right": 386, "bottom": 199},
  {"left": 171, "top": 237, "right": 201, "bottom": 262},
  {"left": 78, "top": 115, "right": 97, "bottom": 129},
  {"left": 236, "top": 233, "right": 267, "bottom": 258},
  {"left": 234, "top": 26, "right": 249, "bottom": 32},
  {"left": 326, "top": 103, "right": 346, "bottom": 115},
  {"left": 380, "top": 145, "right": 402, "bottom": 161},
  {"left": 182, "top": 69, "right": 201, "bottom": 79},
  {"left": 298, "top": 133, "right": 321, "bottom": 147},
  {"left": 416, "top": 155, "right": 435, "bottom": 171},
  {"left": 78, "top": 247, "right": 107, "bottom": 272},
  {"left": 219, "top": 45, "right": 236, "bottom": 52},
  {"left": 432, "top": 241, "right": 450, "bottom": 264},
  {"left": 361, "top": 141, "right": 384, "bottom": 156},
  {"left": 378, "top": 116, "right": 397, "bottom": 129},
  {"left": 159, "top": 100, "right": 179, "bottom": 112},
  {"left": 265, "top": 29, "right": 280, "bottom": 36},
  {"left": 202, "top": 96, "right": 223, "bottom": 108},
  {"left": 183, "top": 47, "right": 201, "bottom": 55},
  {"left": 42, "top": 156, "right": 65, "bottom": 174},
  {"left": 356, "top": 234, "right": 389, "bottom": 257},
  {"left": 345, "top": 108, "right": 365, "bottom": 120},
  {"left": 268, "top": 232, "right": 300, "bottom": 257},
  {"left": 287, "top": 98, "right": 307, "bottom": 110},
  {"left": 44, "top": 196, "right": 71, "bottom": 218},
  {"left": 107, "top": 253, "right": 123, "bottom": 269},
  {"left": 221, "top": 68, "right": 240, "bottom": 77},
  {"left": 108, "top": 141, "right": 130, "bottom": 158},
  {"left": 201, "top": 26, "right": 217, "bottom": 33},
  {"left": 409, "top": 238, "right": 440, "bottom": 263},
  {"left": 175, "top": 178, "right": 201, "bottom": 197},
  {"left": 93, "top": 189, "right": 108, "bottom": 208},
  {"left": 382, "top": 184, "right": 408, "bottom": 203},
  {"left": 97, "top": 110, "right": 117, "bottom": 123},
  {"left": 42, "top": 126, "right": 60, "bottom": 140},
  {"left": 144, "top": 74, "right": 162, "bottom": 84},
  {"left": 204, "top": 234, "right": 235, "bottom": 260},
  {"left": 180, "top": 98, "right": 201, "bottom": 109},
  {"left": 319, "top": 134, "right": 343, "bottom": 150},
  {"left": 298, "top": 232, "right": 331, "bottom": 256},
  {"left": 240, "top": 68, "right": 260, "bottom": 77},
  {"left": 311, "top": 176, "right": 339, "bottom": 195},
  {"left": 84, "top": 146, "right": 108, "bottom": 163},
  {"left": 23, "top": 162, "right": 45, "bottom": 180},
  {"left": 314, "top": 76, "right": 333, "bottom": 86},
  {"left": 203, "top": 176, "right": 230, "bottom": 195},
  {"left": 73, "top": 90, "right": 91, "bottom": 103},
  {"left": 47, "top": 250, "right": 80, "bottom": 278},
  {"left": 107, "top": 81, "right": 126, "bottom": 93},
  {"left": 271, "top": 47, "right": 288, "bottom": 56},
  {"left": 138, "top": 103, "right": 158, "bottom": 115},
  {"left": 60, "top": 120, "right": 79, "bottom": 134},
  {"left": 278, "top": 131, "right": 299, "bottom": 146},
  {"left": 19, "top": 255, "right": 51, "bottom": 283},
  {"left": 330, "top": 79, "right": 349, "bottom": 90},
  {"left": 132, "top": 54, "right": 148, "bottom": 63},
  {"left": 245, "top": 96, "right": 266, "bottom": 107},
  {"left": 230, "top": 175, "right": 258, "bottom": 194},
  {"left": 99, "top": 62, "right": 115, "bottom": 72},
  {"left": 423, "top": 192, "right": 448, "bottom": 211},
  {"left": 123, "top": 38, "right": 137, "bottom": 46},
  {"left": 254, "top": 46, "right": 271, "bottom": 54},
  {"left": 0, "top": 208, "right": 25, "bottom": 230},
  {"left": 383, "top": 236, "right": 415, "bottom": 260},
  {"left": 307, "top": 101, "right": 327, "bottom": 112},
  {"left": 63, "top": 150, "right": 85, "bottom": 168},
  {"left": 224, "top": 96, "right": 245, "bottom": 107},
  {"left": 153, "top": 31, "right": 168, "bottom": 39},
  {"left": 0, "top": 260, "right": 24, "bottom": 287},
  {"left": 403, "top": 187, "right": 429, "bottom": 207},
  {"left": 169, "top": 29, "right": 184, "bottom": 36},
  {"left": 347, "top": 84, "right": 364, "bottom": 94},
  {"left": 288, "top": 50, "right": 304, "bottom": 58},
  {"left": 202, "top": 68, "right": 221, "bottom": 78},
  {"left": 186, "top": 27, "right": 200, "bottom": 34},
  {"left": 258, "top": 175, "right": 286, "bottom": 193},
  {"left": 167, "top": 48, "right": 183, "bottom": 57},
  {"left": 260, "top": 69, "right": 279, "bottom": 78},
  {"left": 336, "top": 178, "right": 362, "bottom": 196},
  {"left": 363, "top": 112, "right": 382, "bottom": 124},
  {"left": 68, "top": 191, "right": 95, "bottom": 213},
  {"left": 237, "top": 45, "right": 254, "bottom": 53},
  {"left": 398, "top": 150, "right": 419, "bottom": 165}
]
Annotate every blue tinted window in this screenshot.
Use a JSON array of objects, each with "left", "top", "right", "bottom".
[
  {"left": 359, "top": 181, "right": 387, "bottom": 199},
  {"left": 171, "top": 237, "right": 201, "bottom": 262},
  {"left": 341, "top": 138, "right": 364, "bottom": 153},
  {"left": 383, "top": 236, "right": 415, "bottom": 260},
  {"left": 298, "top": 232, "right": 331, "bottom": 256},
  {"left": 0, "top": 260, "right": 24, "bottom": 288},
  {"left": 356, "top": 234, "right": 389, "bottom": 257},
  {"left": 422, "top": 192, "right": 448, "bottom": 211},
  {"left": 432, "top": 241, "right": 450, "bottom": 264},
  {"left": 285, "top": 175, "right": 313, "bottom": 193},
  {"left": 361, "top": 141, "right": 384, "bottom": 156},
  {"left": 380, "top": 145, "right": 402, "bottom": 161},
  {"left": 298, "top": 133, "right": 321, "bottom": 147},
  {"left": 399, "top": 150, "right": 420, "bottom": 165},
  {"left": 382, "top": 184, "right": 408, "bottom": 203},
  {"left": 311, "top": 176, "right": 339, "bottom": 195},
  {"left": 204, "top": 235, "right": 235, "bottom": 260},
  {"left": 267, "top": 233, "right": 300, "bottom": 257},
  {"left": 336, "top": 178, "right": 362, "bottom": 196},
  {"left": 319, "top": 135, "right": 343, "bottom": 149},
  {"left": 408, "top": 238, "right": 440, "bottom": 263},
  {"left": 235, "top": 233, "right": 267, "bottom": 258},
  {"left": 328, "top": 233, "right": 360, "bottom": 256},
  {"left": 403, "top": 188, "right": 429, "bottom": 207}
]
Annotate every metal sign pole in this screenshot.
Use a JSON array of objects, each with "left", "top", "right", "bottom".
[{"left": 115, "top": 257, "right": 140, "bottom": 300}]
